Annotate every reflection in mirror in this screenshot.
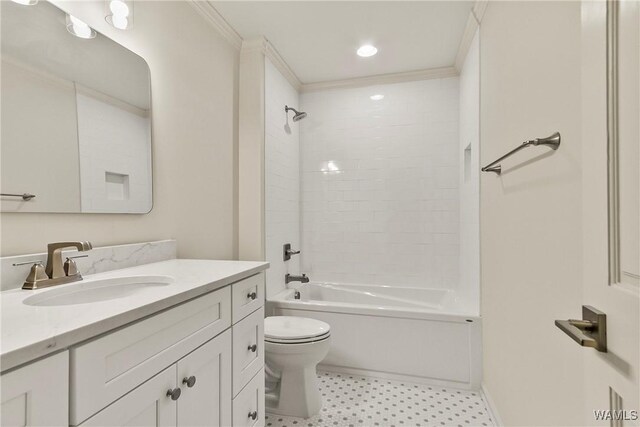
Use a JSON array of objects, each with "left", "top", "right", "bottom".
[{"left": 1, "top": 0, "right": 152, "bottom": 213}]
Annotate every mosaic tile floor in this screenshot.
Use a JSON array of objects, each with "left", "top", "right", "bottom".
[{"left": 265, "top": 371, "right": 494, "bottom": 427}]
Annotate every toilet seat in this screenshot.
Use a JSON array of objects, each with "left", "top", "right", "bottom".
[{"left": 265, "top": 316, "right": 331, "bottom": 344}]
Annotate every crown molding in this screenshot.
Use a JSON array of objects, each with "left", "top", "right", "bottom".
[
  {"left": 188, "top": 0, "right": 243, "bottom": 50},
  {"left": 264, "top": 41, "right": 303, "bottom": 91},
  {"left": 472, "top": 0, "right": 489, "bottom": 24},
  {"left": 454, "top": 13, "right": 479, "bottom": 72},
  {"left": 301, "top": 66, "right": 458, "bottom": 93},
  {"left": 454, "top": 0, "right": 487, "bottom": 72},
  {"left": 241, "top": 37, "right": 303, "bottom": 91},
  {"left": 241, "top": 37, "right": 268, "bottom": 55}
]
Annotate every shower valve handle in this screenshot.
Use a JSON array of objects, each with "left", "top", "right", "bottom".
[{"left": 283, "top": 243, "right": 301, "bottom": 261}]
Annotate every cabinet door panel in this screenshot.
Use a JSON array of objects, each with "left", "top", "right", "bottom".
[
  {"left": 177, "top": 330, "right": 232, "bottom": 427},
  {"left": 232, "top": 369, "right": 265, "bottom": 427},
  {"left": 232, "top": 307, "right": 264, "bottom": 395},
  {"left": 79, "top": 366, "right": 176, "bottom": 427},
  {"left": 1, "top": 351, "right": 68, "bottom": 427}
]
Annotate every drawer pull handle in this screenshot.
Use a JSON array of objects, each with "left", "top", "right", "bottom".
[
  {"left": 247, "top": 291, "right": 257, "bottom": 300},
  {"left": 248, "top": 344, "right": 258, "bottom": 352},
  {"left": 182, "top": 376, "right": 197, "bottom": 388},
  {"left": 166, "top": 387, "right": 181, "bottom": 401},
  {"left": 248, "top": 411, "right": 258, "bottom": 420}
]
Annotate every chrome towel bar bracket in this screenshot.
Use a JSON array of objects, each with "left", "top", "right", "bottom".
[{"left": 481, "top": 132, "right": 561, "bottom": 175}]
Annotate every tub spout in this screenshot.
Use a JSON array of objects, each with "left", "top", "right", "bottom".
[{"left": 285, "top": 273, "right": 309, "bottom": 284}]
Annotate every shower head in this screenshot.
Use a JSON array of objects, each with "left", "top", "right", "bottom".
[{"left": 285, "top": 105, "right": 308, "bottom": 122}]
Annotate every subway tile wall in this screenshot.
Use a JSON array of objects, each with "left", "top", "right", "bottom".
[
  {"left": 265, "top": 58, "right": 301, "bottom": 298},
  {"left": 299, "top": 78, "right": 460, "bottom": 288}
]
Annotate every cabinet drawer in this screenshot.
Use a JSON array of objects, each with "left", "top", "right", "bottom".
[
  {"left": 71, "top": 287, "right": 231, "bottom": 425},
  {"left": 232, "top": 368, "right": 265, "bottom": 427},
  {"left": 232, "top": 273, "right": 265, "bottom": 323},
  {"left": 232, "top": 307, "right": 264, "bottom": 396}
]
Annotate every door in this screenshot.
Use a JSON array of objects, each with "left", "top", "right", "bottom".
[
  {"left": 581, "top": 0, "right": 639, "bottom": 425},
  {"left": 176, "top": 330, "right": 232, "bottom": 427},
  {"left": 0, "top": 351, "right": 68, "bottom": 427},
  {"left": 79, "top": 366, "right": 177, "bottom": 427}
]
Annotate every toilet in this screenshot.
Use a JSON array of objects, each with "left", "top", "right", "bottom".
[{"left": 264, "top": 316, "right": 331, "bottom": 418}]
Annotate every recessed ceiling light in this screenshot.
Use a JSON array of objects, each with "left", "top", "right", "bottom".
[
  {"left": 66, "top": 14, "right": 96, "bottom": 39},
  {"left": 11, "top": 0, "right": 38, "bottom": 5},
  {"left": 357, "top": 45, "right": 378, "bottom": 58},
  {"left": 370, "top": 94, "right": 384, "bottom": 101}
]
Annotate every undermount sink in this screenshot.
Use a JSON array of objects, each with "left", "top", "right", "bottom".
[{"left": 23, "top": 275, "right": 174, "bottom": 307}]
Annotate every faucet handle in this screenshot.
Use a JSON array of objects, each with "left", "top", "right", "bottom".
[
  {"left": 13, "top": 260, "right": 44, "bottom": 267},
  {"left": 21, "top": 262, "right": 49, "bottom": 289}
]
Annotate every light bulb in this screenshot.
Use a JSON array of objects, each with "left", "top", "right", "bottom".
[
  {"left": 11, "top": 0, "right": 38, "bottom": 5},
  {"left": 111, "top": 14, "right": 129, "bottom": 29},
  {"left": 109, "top": 0, "right": 130, "bottom": 17},
  {"left": 66, "top": 14, "right": 96, "bottom": 39}
]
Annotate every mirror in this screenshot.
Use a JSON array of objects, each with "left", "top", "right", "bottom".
[{"left": 1, "top": 0, "right": 152, "bottom": 213}]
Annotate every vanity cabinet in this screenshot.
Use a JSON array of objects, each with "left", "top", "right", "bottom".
[
  {"left": 0, "top": 351, "right": 68, "bottom": 427},
  {"left": 80, "top": 331, "right": 232, "bottom": 427},
  {"left": 69, "top": 271, "right": 265, "bottom": 427},
  {"left": 0, "top": 270, "right": 266, "bottom": 427},
  {"left": 70, "top": 287, "right": 232, "bottom": 424}
]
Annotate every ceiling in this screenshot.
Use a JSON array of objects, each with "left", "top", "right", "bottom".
[{"left": 212, "top": 1, "right": 473, "bottom": 84}]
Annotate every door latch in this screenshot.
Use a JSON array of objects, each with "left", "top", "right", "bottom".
[{"left": 555, "top": 305, "right": 607, "bottom": 352}]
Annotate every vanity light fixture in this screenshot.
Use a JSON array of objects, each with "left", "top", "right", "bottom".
[
  {"left": 10, "top": 0, "right": 38, "bottom": 5},
  {"left": 370, "top": 94, "right": 385, "bottom": 101},
  {"left": 66, "top": 14, "right": 96, "bottom": 39},
  {"left": 105, "top": 0, "right": 133, "bottom": 30},
  {"left": 357, "top": 44, "right": 378, "bottom": 57}
]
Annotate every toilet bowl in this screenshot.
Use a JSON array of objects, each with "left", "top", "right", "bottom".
[{"left": 264, "top": 316, "right": 331, "bottom": 418}]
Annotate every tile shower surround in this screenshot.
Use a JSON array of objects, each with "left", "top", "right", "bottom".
[{"left": 299, "top": 78, "right": 460, "bottom": 289}]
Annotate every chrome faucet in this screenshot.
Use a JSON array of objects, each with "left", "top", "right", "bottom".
[
  {"left": 17, "top": 241, "right": 92, "bottom": 290},
  {"left": 285, "top": 273, "right": 309, "bottom": 284}
]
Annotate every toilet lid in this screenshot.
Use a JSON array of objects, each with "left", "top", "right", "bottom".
[{"left": 264, "top": 316, "right": 330, "bottom": 341}]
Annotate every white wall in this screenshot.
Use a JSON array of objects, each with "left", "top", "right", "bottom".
[
  {"left": 264, "top": 58, "right": 301, "bottom": 298},
  {"left": 479, "top": 2, "right": 585, "bottom": 425},
  {"left": 1, "top": 59, "right": 81, "bottom": 213},
  {"left": 76, "top": 92, "right": 152, "bottom": 213},
  {"left": 458, "top": 30, "right": 480, "bottom": 308},
  {"left": 1, "top": 1, "right": 239, "bottom": 260},
  {"left": 300, "top": 79, "right": 460, "bottom": 289}
]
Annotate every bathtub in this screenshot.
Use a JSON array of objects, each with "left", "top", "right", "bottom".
[{"left": 267, "top": 282, "right": 481, "bottom": 389}]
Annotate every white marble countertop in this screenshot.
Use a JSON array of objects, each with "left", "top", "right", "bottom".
[{"left": 0, "top": 259, "right": 269, "bottom": 373}]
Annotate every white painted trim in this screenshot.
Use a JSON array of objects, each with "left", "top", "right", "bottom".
[
  {"left": 301, "top": 66, "right": 458, "bottom": 93},
  {"left": 318, "top": 365, "right": 475, "bottom": 391},
  {"left": 473, "top": 0, "right": 489, "bottom": 24},
  {"left": 480, "top": 383, "right": 504, "bottom": 427},
  {"left": 241, "top": 37, "right": 303, "bottom": 91},
  {"left": 187, "top": 0, "right": 243, "bottom": 50},
  {"left": 455, "top": 14, "right": 479, "bottom": 72},
  {"left": 264, "top": 41, "right": 302, "bottom": 91},
  {"left": 454, "top": 0, "right": 487, "bottom": 72}
]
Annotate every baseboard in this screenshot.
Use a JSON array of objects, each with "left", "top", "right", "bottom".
[
  {"left": 480, "top": 383, "right": 504, "bottom": 426},
  {"left": 318, "top": 364, "right": 475, "bottom": 391}
]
